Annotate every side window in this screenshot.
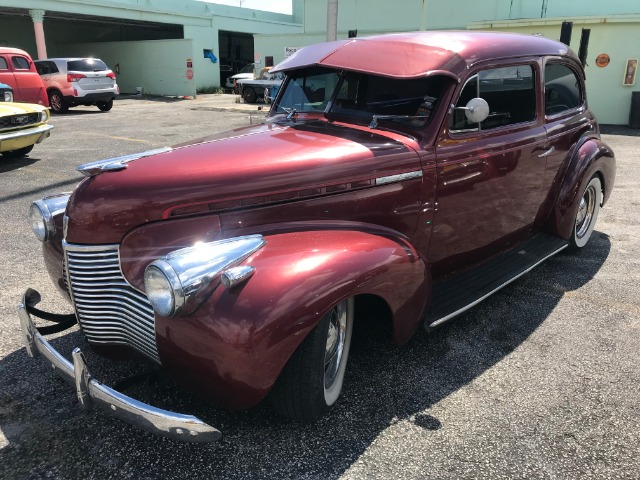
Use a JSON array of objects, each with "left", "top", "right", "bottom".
[
  {"left": 35, "top": 62, "right": 48, "bottom": 75},
  {"left": 0, "top": 57, "right": 8, "bottom": 70},
  {"left": 48, "top": 61, "right": 59, "bottom": 74},
  {"left": 12, "top": 56, "right": 30, "bottom": 70},
  {"left": 450, "top": 65, "right": 536, "bottom": 133},
  {"left": 544, "top": 63, "right": 582, "bottom": 116}
]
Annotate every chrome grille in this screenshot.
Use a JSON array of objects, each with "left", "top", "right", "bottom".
[
  {"left": 64, "top": 243, "right": 160, "bottom": 363},
  {"left": 0, "top": 113, "right": 39, "bottom": 130}
]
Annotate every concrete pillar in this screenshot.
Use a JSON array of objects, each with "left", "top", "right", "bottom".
[
  {"left": 29, "top": 9, "right": 48, "bottom": 60},
  {"left": 326, "top": 0, "right": 338, "bottom": 42}
]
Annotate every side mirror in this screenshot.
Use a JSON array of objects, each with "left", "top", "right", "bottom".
[{"left": 455, "top": 97, "right": 490, "bottom": 124}]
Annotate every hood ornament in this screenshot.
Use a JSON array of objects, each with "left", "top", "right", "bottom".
[{"left": 76, "top": 147, "right": 172, "bottom": 177}]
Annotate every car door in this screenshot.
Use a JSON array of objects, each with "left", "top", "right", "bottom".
[
  {"left": 430, "top": 61, "right": 548, "bottom": 278},
  {"left": 0, "top": 54, "right": 18, "bottom": 97},
  {"left": 536, "top": 59, "right": 595, "bottom": 227},
  {"left": 10, "top": 54, "right": 42, "bottom": 104}
]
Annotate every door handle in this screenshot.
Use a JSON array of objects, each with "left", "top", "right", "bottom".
[{"left": 537, "top": 146, "right": 555, "bottom": 158}]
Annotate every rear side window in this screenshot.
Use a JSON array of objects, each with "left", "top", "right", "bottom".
[
  {"left": 0, "top": 57, "right": 7, "bottom": 70},
  {"left": 544, "top": 63, "right": 583, "bottom": 116},
  {"left": 12, "top": 56, "right": 30, "bottom": 70},
  {"left": 450, "top": 65, "right": 536, "bottom": 133},
  {"left": 36, "top": 61, "right": 59, "bottom": 74},
  {"left": 67, "top": 59, "right": 109, "bottom": 72}
]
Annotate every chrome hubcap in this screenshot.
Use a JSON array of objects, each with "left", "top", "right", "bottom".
[
  {"left": 576, "top": 185, "right": 596, "bottom": 238},
  {"left": 324, "top": 302, "right": 347, "bottom": 389},
  {"left": 51, "top": 95, "right": 61, "bottom": 110}
]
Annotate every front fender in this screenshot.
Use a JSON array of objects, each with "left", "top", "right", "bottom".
[
  {"left": 154, "top": 229, "right": 428, "bottom": 410},
  {"left": 545, "top": 138, "right": 616, "bottom": 240}
]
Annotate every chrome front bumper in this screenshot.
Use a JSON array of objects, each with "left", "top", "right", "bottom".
[
  {"left": 0, "top": 123, "right": 54, "bottom": 143},
  {"left": 17, "top": 290, "right": 221, "bottom": 443}
]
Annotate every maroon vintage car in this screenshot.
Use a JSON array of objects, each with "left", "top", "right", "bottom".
[{"left": 20, "top": 31, "right": 615, "bottom": 442}]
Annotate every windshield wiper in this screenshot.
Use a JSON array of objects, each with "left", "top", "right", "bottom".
[
  {"left": 368, "top": 114, "right": 431, "bottom": 129},
  {"left": 285, "top": 108, "right": 298, "bottom": 120}
]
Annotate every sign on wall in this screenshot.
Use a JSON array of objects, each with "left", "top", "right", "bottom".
[
  {"left": 623, "top": 58, "right": 638, "bottom": 86},
  {"left": 595, "top": 54, "right": 610, "bottom": 68},
  {"left": 284, "top": 47, "right": 301, "bottom": 58}
]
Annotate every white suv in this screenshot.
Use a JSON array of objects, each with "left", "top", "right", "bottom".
[{"left": 35, "top": 58, "right": 119, "bottom": 113}]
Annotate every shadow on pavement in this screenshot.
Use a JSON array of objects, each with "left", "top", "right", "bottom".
[
  {"left": 0, "top": 232, "right": 611, "bottom": 479},
  {"left": 0, "top": 155, "right": 40, "bottom": 173}
]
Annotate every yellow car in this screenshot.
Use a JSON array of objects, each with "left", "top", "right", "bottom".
[{"left": 0, "top": 97, "right": 53, "bottom": 158}]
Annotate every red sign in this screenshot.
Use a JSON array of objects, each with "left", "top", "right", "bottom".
[{"left": 186, "top": 68, "right": 194, "bottom": 80}]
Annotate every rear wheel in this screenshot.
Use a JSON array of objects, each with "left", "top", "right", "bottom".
[
  {"left": 97, "top": 99, "right": 113, "bottom": 112},
  {"left": 270, "top": 298, "right": 354, "bottom": 422},
  {"left": 568, "top": 175, "right": 602, "bottom": 251},
  {"left": 242, "top": 87, "right": 257, "bottom": 104},
  {"left": 2, "top": 144, "right": 34, "bottom": 158},
  {"left": 48, "top": 90, "right": 68, "bottom": 113}
]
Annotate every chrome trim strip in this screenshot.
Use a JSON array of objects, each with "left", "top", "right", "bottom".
[
  {"left": 76, "top": 147, "right": 172, "bottom": 177},
  {"left": 17, "top": 294, "right": 220, "bottom": 442},
  {"left": 429, "top": 243, "right": 568, "bottom": 328},
  {"left": 0, "top": 123, "right": 54, "bottom": 141},
  {"left": 375, "top": 170, "right": 422, "bottom": 185}
]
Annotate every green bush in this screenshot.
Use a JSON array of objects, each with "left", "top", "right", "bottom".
[{"left": 196, "top": 86, "right": 226, "bottom": 94}]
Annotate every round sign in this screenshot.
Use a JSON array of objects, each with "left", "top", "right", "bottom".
[
  {"left": 595, "top": 54, "right": 610, "bottom": 68},
  {"left": 186, "top": 68, "right": 194, "bottom": 80}
]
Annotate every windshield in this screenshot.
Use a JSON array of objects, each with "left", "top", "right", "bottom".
[
  {"left": 273, "top": 67, "right": 446, "bottom": 129},
  {"left": 239, "top": 64, "right": 255, "bottom": 74}
]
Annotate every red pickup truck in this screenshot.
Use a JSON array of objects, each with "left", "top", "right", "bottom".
[{"left": 0, "top": 47, "right": 49, "bottom": 106}]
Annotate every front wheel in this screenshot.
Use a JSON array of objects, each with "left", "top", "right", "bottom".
[
  {"left": 242, "top": 87, "right": 257, "bottom": 104},
  {"left": 97, "top": 100, "right": 113, "bottom": 112},
  {"left": 2, "top": 144, "right": 34, "bottom": 158},
  {"left": 569, "top": 175, "right": 602, "bottom": 251},
  {"left": 270, "top": 298, "right": 354, "bottom": 422}
]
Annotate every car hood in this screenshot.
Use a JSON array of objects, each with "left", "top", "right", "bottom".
[
  {"left": 229, "top": 73, "right": 254, "bottom": 80},
  {"left": 0, "top": 102, "right": 46, "bottom": 115},
  {"left": 65, "top": 119, "right": 419, "bottom": 244}
]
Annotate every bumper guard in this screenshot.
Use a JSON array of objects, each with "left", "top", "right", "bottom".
[{"left": 18, "top": 289, "right": 221, "bottom": 443}]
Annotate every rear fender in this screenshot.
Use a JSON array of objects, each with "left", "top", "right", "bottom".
[
  {"left": 545, "top": 138, "right": 615, "bottom": 240},
  {"left": 154, "top": 229, "right": 429, "bottom": 409}
]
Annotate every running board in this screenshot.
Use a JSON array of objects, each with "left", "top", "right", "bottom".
[{"left": 425, "top": 233, "right": 568, "bottom": 329}]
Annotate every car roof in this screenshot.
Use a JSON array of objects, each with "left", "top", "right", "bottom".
[
  {"left": 0, "top": 47, "right": 32, "bottom": 56},
  {"left": 272, "top": 31, "right": 577, "bottom": 80},
  {"left": 44, "top": 58, "right": 102, "bottom": 62}
]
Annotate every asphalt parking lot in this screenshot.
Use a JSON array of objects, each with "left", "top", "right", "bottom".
[{"left": 1, "top": 96, "right": 639, "bottom": 479}]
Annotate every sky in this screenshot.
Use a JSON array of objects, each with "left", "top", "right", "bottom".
[{"left": 197, "top": 1, "right": 292, "bottom": 15}]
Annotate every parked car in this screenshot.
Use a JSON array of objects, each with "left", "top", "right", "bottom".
[
  {"left": 237, "top": 70, "right": 285, "bottom": 103},
  {"left": 0, "top": 47, "right": 49, "bottom": 106},
  {"left": 34, "top": 58, "right": 119, "bottom": 113},
  {"left": 20, "top": 32, "right": 615, "bottom": 442},
  {"left": 0, "top": 82, "right": 53, "bottom": 158},
  {"left": 224, "top": 62, "right": 256, "bottom": 92}
]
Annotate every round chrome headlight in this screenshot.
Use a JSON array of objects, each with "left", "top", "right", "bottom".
[
  {"left": 29, "top": 195, "right": 70, "bottom": 242},
  {"left": 3, "top": 91, "right": 13, "bottom": 102},
  {"left": 29, "top": 203, "right": 47, "bottom": 241},
  {"left": 144, "top": 265, "right": 179, "bottom": 317}
]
